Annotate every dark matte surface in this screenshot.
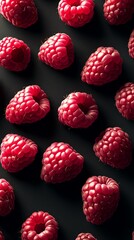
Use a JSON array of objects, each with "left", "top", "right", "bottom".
[{"left": 0, "top": 1, "right": 134, "bottom": 239}]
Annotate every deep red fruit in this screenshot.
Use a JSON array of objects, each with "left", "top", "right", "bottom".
[
  {"left": 75, "top": 232, "right": 97, "bottom": 240},
  {"left": 93, "top": 127, "right": 132, "bottom": 169},
  {"left": 38, "top": 33, "right": 74, "bottom": 70},
  {"left": 81, "top": 46, "right": 123, "bottom": 86},
  {"left": 0, "top": 178, "right": 15, "bottom": 216},
  {"left": 103, "top": 0, "right": 134, "bottom": 25},
  {"left": 21, "top": 211, "right": 58, "bottom": 240},
  {"left": 0, "top": 231, "right": 4, "bottom": 240},
  {"left": 58, "top": 92, "right": 98, "bottom": 128},
  {"left": 82, "top": 175, "right": 120, "bottom": 224},
  {"left": 58, "top": 0, "right": 95, "bottom": 28},
  {"left": 0, "top": 0, "right": 38, "bottom": 28},
  {"left": 41, "top": 142, "right": 84, "bottom": 183},
  {"left": 0, "top": 133, "right": 38, "bottom": 172},
  {"left": 115, "top": 82, "right": 134, "bottom": 120},
  {"left": 128, "top": 30, "right": 134, "bottom": 59},
  {"left": 0, "top": 37, "right": 31, "bottom": 72},
  {"left": 5, "top": 85, "right": 50, "bottom": 124}
]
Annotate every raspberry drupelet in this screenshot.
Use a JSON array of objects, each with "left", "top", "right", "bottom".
[
  {"left": 0, "top": 37, "right": 31, "bottom": 72},
  {"left": 93, "top": 127, "right": 132, "bottom": 169},
  {"left": 75, "top": 232, "right": 97, "bottom": 240},
  {"left": 0, "top": 0, "right": 38, "bottom": 28},
  {"left": 58, "top": 92, "right": 99, "bottom": 128},
  {"left": 0, "top": 231, "right": 4, "bottom": 240},
  {"left": 81, "top": 46, "right": 123, "bottom": 86},
  {"left": 82, "top": 175, "right": 120, "bottom": 224},
  {"left": 128, "top": 30, "right": 134, "bottom": 59},
  {"left": 58, "top": 0, "right": 95, "bottom": 28},
  {"left": 41, "top": 142, "right": 84, "bottom": 183},
  {"left": 21, "top": 211, "right": 58, "bottom": 240},
  {"left": 5, "top": 85, "right": 50, "bottom": 124},
  {"left": 38, "top": 33, "right": 74, "bottom": 70}
]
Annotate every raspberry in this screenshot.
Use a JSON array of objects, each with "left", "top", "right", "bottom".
[
  {"left": 58, "top": 0, "right": 95, "bottom": 28},
  {"left": 82, "top": 175, "right": 120, "bottom": 224},
  {"left": 58, "top": 92, "right": 98, "bottom": 128},
  {"left": 128, "top": 30, "right": 134, "bottom": 59},
  {"left": 5, "top": 85, "right": 50, "bottom": 124},
  {"left": 93, "top": 127, "right": 132, "bottom": 169},
  {"left": 81, "top": 46, "right": 123, "bottom": 86},
  {"left": 75, "top": 233, "right": 97, "bottom": 240},
  {"left": 132, "top": 231, "right": 134, "bottom": 240},
  {"left": 0, "top": 133, "right": 38, "bottom": 172},
  {"left": 103, "top": 0, "right": 134, "bottom": 25},
  {"left": 0, "top": 231, "right": 4, "bottom": 240},
  {"left": 115, "top": 82, "right": 134, "bottom": 120},
  {"left": 41, "top": 142, "right": 84, "bottom": 183},
  {"left": 0, "top": 178, "right": 15, "bottom": 216},
  {"left": 38, "top": 33, "right": 74, "bottom": 70},
  {"left": 21, "top": 211, "right": 58, "bottom": 240},
  {"left": 0, "top": 0, "right": 38, "bottom": 28},
  {"left": 0, "top": 37, "right": 31, "bottom": 72}
]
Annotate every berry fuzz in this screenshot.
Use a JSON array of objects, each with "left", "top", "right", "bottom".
[
  {"left": 82, "top": 175, "right": 120, "bottom": 224},
  {"left": 58, "top": 92, "right": 99, "bottom": 128},
  {"left": 75, "top": 232, "right": 97, "bottom": 240},
  {"left": 128, "top": 30, "right": 134, "bottom": 59},
  {"left": 5, "top": 85, "right": 50, "bottom": 124},
  {"left": 41, "top": 142, "right": 84, "bottom": 183}
]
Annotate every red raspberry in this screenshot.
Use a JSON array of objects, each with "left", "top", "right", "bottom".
[
  {"left": 115, "top": 82, "right": 134, "bottom": 120},
  {"left": 0, "top": 0, "right": 38, "bottom": 28},
  {"left": 41, "top": 142, "right": 84, "bottom": 183},
  {"left": 0, "top": 37, "right": 31, "bottom": 72},
  {"left": 0, "top": 133, "right": 38, "bottom": 173},
  {"left": 128, "top": 30, "right": 134, "bottom": 59},
  {"left": 132, "top": 231, "right": 134, "bottom": 240},
  {"left": 0, "top": 231, "right": 4, "bottom": 240},
  {"left": 103, "top": 0, "right": 134, "bottom": 25},
  {"left": 93, "top": 127, "right": 132, "bottom": 169},
  {"left": 21, "top": 211, "right": 58, "bottom": 240},
  {"left": 38, "top": 33, "right": 74, "bottom": 70},
  {"left": 75, "top": 233, "right": 97, "bottom": 240},
  {"left": 82, "top": 175, "right": 120, "bottom": 224},
  {"left": 81, "top": 46, "right": 123, "bottom": 86},
  {"left": 5, "top": 85, "right": 50, "bottom": 124},
  {"left": 58, "top": 92, "right": 98, "bottom": 128},
  {"left": 0, "top": 178, "right": 15, "bottom": 216},
  {"left": 58, "top": 0, "right": 95, "bottom": 28}
]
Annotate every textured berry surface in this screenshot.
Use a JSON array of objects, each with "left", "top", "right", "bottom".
[
  {"left": 0, "top": 133, "right": 38, "bottom": 172},
  {"left": 115, "top": 82, "right": 134, "bottom": 120},
  {"left": 103, "top": 0, "right": 134, "bottom": 25},
  {"left": 81, "top": 46, "right": 123, "bottom": 86},
  {"left": 41, "top": 142, "right": 84, "bottom": 183},
  {"left": 82, "top": 175, "right": 120, "bottom": 224},
  {"left": 0, "top": 178, "right": 15, "bottom": 216},
  {"left": 58, "top": 0, "right": 95, "bottom": 28},
  {"left": 128, "top": 30, "right": 134, "bottom": 59},
  {"left": 58, "top": 92, "right": 98, "bottom": 128},
  {"left": 0, "top": 231, "right": 4, "bottom": 240},
  {"left": 93, "top": 127, "right": 132, "bottom": 169},
  {"left": 0, "top": 37, "right": 30, "bottom": 72},
  {"left": 75, "top": 232, "right": 97, "bottom": 240},
  {"left": 21, "top": 211, "right": 58, "bottom": 240},
  {"left": 0, "top": 0, "right": 38, "bottom": 28},
  {"left": 38, "top": 33, "right": 74, "bottom": 70},
  {"left": 5, "top": 85, "right": 50, "bottom": 124}
]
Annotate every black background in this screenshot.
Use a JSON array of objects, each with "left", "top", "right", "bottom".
[{"left": 0, "top": 0, "right": 134, "bottom": 239}]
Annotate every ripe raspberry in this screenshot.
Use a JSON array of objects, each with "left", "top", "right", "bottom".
[
  {"left": 0, "top": 133, "right": 38, "bottom": 172},
  {"left": 58, "top": 0, "right": 95, "bottom": 28},
  {"left": 0, "top": 178, "right": 15, "bottom": 216},
  {"left": 81, "top": 47, "right": 123, "bottom": 86},
  {"left": 0, "top": 231, "right": 4, "bottom": 240},
  {"left": 82, "top": 175, "right": 120, "bottom": 224},
  {"left": 58, "top": 92, "right": 98, "bottom": 128},
  {"left": 5, "top": 85, "right": 50, "bottom": 124},
  {"left": 103, "top": 0, "right": 134, "bottom": 25},
  {"left": 41, "top": 142, "right": 84, "bottom": 183},
  {"left": 0, "top": 0, "right": 38, "bottom": 28},
  {"left": 21, "top": 211, "right": 58, "bottom": 240},
  {"left": 128, "top": 30, "right": 134, "bottom": 59},
  {"left": 38, "top": 33, "right": 74, "bottom": 70},
  {"left": 0, "top": 37, "right": 31, "bottom": 72},
  {"left": 93, "top": 127, "right": 132, "bottom": 169},
  {"left": 115, "top": 82, "right": 134, "bottom": 120},
  {"left": 75, "top": 232, "right": 97, "bottom": 240}
]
